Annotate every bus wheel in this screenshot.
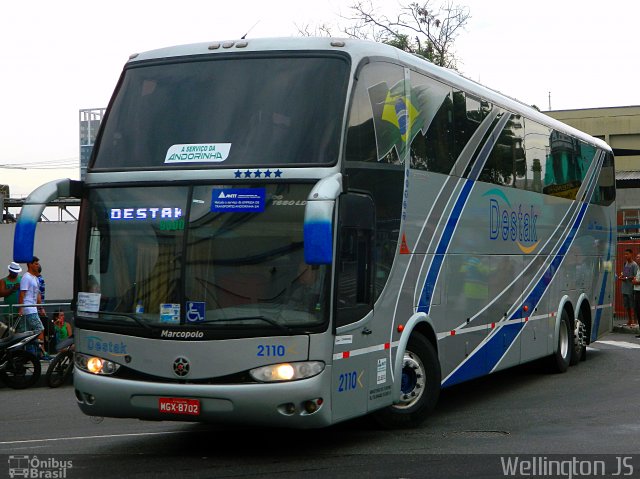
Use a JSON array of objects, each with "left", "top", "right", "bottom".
[
  {"left": 549, "top": 310, "right": 572, "bottom": 373},
  {"left": 373, "top": 332, "right": 440, "bottom": 428},
  {"left": 570, "top": 310, "right": 587, "bottom": 366}
]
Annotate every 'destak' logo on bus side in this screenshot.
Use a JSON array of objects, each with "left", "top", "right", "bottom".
[{"left": 484, "top": 189, "right": 540, "bottom": 254}]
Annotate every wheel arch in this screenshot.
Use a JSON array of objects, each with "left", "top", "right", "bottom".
[
  {"left": 391, "top": 313, "right": 439, "bottom": 403},
  {"left": 553, "top": 295, "right": 574, "bottom": 354},
  {"left": 575, "top": 293, "right": 592, "bottom": 345}
]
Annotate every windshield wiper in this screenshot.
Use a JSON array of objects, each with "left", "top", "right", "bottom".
[{"left": 200, "top": 315, "right": 292, "bottom": 335}]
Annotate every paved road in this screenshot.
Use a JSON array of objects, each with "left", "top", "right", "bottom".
[{"left": 1, "top": 332, "right": 640, "bottom": 478}]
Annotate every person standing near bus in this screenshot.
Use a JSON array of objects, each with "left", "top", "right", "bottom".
[
  {"left": 632, "top": 254, "right": 640, "bottom": 336},
  {"left": 18, "top": 256, "right": 47, "bottom": 358},
  {"left": 0, "top": 262, "right": 22, "bottom": 311},
  {"left": 36, "top": 262, "right": 53, "bottom": 353},
  {"left": 619, "top": 249, "right": 638, "bottom": 328}
]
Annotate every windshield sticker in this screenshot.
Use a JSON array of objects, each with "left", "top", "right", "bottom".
[
  {"left": 186, "top": 301, "right": 205, "bottom": 323},
  {"left": 160, "top": 303, "right": 180, "bottom": 324},
  {"left": 211, "top": 188, "right": 266, "bottom": 213},
  {"left": 77, "top": 292, "right": 101, "bottom": 318},
  {"left": 164, "top": 143, "right": 231, "bottom": 164}
]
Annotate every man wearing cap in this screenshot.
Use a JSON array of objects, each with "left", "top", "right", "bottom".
[{"left": 0, "top": 262, "right": 23, "bottom": 321}]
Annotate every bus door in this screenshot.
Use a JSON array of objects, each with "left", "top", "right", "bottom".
[{"left": 331, "top": 193, "right": 376, "bottom": 422}]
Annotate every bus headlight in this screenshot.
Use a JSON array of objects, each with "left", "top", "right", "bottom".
[
  {"left": 249, "top": 361, "right": 325, "bottom": 382},
  {"left": 75, "top": 353, "right": 121, "bottom": 375}
]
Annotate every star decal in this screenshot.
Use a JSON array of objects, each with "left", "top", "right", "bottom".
[
  {"left": 254, "top": 169, "right": 262, "bottom": 178},
  {"left": 234, "top": 170, "right": 242, "bottom": 178},
  {"left": 274, "top": 169, "right": 283, "bottom": 178},
  {"left": 243, "top": 169, "right": 252, "bottom": 178},
  {"left": 264, "top": 169, "right": 272, "bottom": 178}
]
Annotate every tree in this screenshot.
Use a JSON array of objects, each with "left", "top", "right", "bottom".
[{"left": 343, "top": 0, "right": 470, "bottom": 69}]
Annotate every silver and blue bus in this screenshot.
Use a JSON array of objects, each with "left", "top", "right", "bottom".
[{"left": 14, "top": 37, "right": 615, "bottom": 428}]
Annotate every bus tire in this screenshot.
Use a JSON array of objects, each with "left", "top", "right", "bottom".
[
  {"left": 570, "top": 310, "right": 587, "bottom": 366},
  {"left": 373, "top": 332, "right": 440, "bottom": 428},
  {"left": 549, "top": 310, "right": 572, "bottom": 373}
]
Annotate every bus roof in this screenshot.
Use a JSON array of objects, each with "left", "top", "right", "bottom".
[{"left": 128, "top": 37, "right": 610, "bottom": 153}]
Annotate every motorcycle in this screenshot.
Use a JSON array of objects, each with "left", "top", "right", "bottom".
[
  {"left": 0, "top": 330, "right": 42, "bottom": 389},
  {"left": 45, "top": 337, "right": 74, "bottom": 388}
]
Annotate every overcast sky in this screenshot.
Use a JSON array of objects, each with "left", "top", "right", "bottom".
[{"left": 1, "top": 0, "right": 638, "bottom": 196}]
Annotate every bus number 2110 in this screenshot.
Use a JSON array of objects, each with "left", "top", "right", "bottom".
[
  {"left": 257, "top": 345, "right": 286, "bottom": 357},
  {"left": 338, "top": 371, "right": 358, "bottom": 392}
]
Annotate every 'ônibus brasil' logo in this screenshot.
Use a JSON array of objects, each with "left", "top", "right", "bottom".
[{"left": 485, "top": 189, "right": 540, "bottom": 254}]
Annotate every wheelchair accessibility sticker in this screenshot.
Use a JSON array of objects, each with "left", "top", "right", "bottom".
[{"left": 186, "top": 301, "right": 206, "bottom": 323}]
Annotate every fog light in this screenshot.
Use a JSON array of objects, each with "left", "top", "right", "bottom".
[
  {"left": 303, "top": 398, "right": 323, "bottom": 414},
  {"left": 277, "top": 402, "right": 296, "bottom": 415}
]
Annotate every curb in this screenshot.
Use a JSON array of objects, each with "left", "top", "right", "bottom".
[{"left": 612, "top": 324, "right": 640, "bottom": 335}]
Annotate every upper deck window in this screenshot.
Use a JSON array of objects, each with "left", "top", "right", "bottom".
[{"left": 91, "top": 54, "right": 350, "bottom": 171}]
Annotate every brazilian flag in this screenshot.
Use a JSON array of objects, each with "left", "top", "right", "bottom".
[{"left": 368, "top": 80, "right": 422, "bottom": 162}]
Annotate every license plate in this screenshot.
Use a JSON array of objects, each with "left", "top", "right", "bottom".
[{"left": 158, "top": 397, "right": 200, "bottom": 416}]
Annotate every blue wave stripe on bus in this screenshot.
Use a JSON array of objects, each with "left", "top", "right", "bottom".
[
  {"left": 417, "top": 179, "right": 474, "bottom": 314},
  {"left": 512, "top": 202, "right": 589, "bottom": 317},
  {"left": 443, "top": 202, "right": 590, "bottom": 387},
  {"left": 417, "top": 114, "right": 511, "bottom": 315},
  {"left": 443, "top": 322, "right": 523, "bottom": 386},
  {"left": 591, "top": 224, "right": 613, "bottom": 341}
]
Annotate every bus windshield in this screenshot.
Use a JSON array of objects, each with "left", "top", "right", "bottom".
[
  {"left": 77, "top": 184, "right": 330, "bottom": 334},
  {"left": 91, "top": 54, "right": 350, "bottom": 170}
]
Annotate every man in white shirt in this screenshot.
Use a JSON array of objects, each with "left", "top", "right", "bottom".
[{"left": 18, "top": 257, "right": 45, "bottom": 357}]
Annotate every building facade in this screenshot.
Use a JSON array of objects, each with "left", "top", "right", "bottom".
[{"left": 79, "top": 108, "right": 106, "bottom": 181}]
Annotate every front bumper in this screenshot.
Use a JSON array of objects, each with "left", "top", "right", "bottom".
[{"left": 74, "top": 366, "right": 333, "bottom": 429}]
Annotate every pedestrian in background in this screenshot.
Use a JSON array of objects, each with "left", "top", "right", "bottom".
[
  {"left": 619, "top": 249, "right": 638, "bottom": 328},
  {"left": 36, "top": 262, "right": 53, "bottom": 353},
  {"left": 18, "top": 256, "right": 48, "bottom": 358},
  {"left": 632, "top": 254, "right": 640, "bottom": 336},
  {"left": 53, "top": 310, "right": 72, "bottom": 346},
  {"left": 0, "top": 262, "right": 22, "bottom": 327}
]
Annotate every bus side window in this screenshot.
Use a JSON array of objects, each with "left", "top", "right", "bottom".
[
  {"left": 409, "top": 77, "right": 455, "bottom": 174},
  {"left": 596, "top": 151, "right": 615, "bottom": 206},
  {"left": 335, "top": 194, "right": 375, "bottom": 328},
  {"left": 479, "top": 112, "right": 525, "bottom": 187}
]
